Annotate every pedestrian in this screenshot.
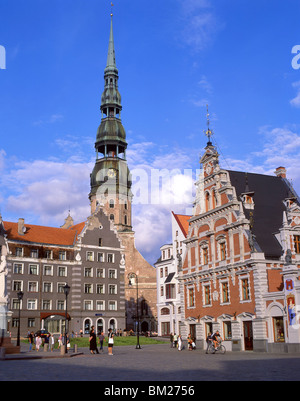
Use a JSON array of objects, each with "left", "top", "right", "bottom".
[
  {"left": 177, "top": 335, "right": 182, "bottom": 351},
  {"left": 108, "top": 328, "right": 114, "bottom": 355},
  {"left": 58, "top": 333, "right": 63, "bottom": 348},
  {"left": 187, "top": 334, "right": 193, "bottom": 351},
  {"left": 170, "top": 332, "right": 174, "bottom": 348},
  {"left": 173, "top": 333, "right": 178, "bottom": 348},
  {"left": 50, "top": 333, "right": 55, "bottom": 352},
  {"left": 99, "top": 331, "right": 106, "bottom": 353},
  {"left": 89, "top": 326, "right": 99, "bottom": 354},
  {"left": 35, "top": 335, "right": 42, "bottom": 352},
  {"left": 44, "top": 333, "right": 50, "bottom": 351},
  {"left": 206, "top": 332, "right": 213, "bottom": 354},
  {"left": 28, "top": 331, "right": 34, "bottom": 351}
]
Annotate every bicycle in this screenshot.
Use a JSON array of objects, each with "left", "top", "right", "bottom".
[{"left": 207, "top": 341, "right": 226, "bottom": 354}]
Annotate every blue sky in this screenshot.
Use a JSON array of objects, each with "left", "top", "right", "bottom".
[{"left": 0, "top": 0, "right": 300, "bottom": 263}]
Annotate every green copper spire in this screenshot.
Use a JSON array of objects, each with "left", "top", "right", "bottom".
[{"left": 106, "top": 14, "right": 117, "bottom": 71}]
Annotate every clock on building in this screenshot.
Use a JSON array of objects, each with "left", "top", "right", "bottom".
[{"left": 108, "top": 168, "right": 117, "bottom": 178}]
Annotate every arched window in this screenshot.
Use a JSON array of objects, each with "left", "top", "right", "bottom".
[
  {"left": 109, "top": 199, "right": 114, "bottom": 208},
  {"left": 110, "top": 214, "right": 114, "bottom": 221},
  {"left": 84, "top": 318, "right": 92, "bottom": 334},
  {"left": 205, "top": 192, "right": 210, "bottom": 212}
]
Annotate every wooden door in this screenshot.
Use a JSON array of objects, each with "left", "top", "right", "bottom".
[{"left": 243, "top": 321, "right": 253, "bottom": 350}]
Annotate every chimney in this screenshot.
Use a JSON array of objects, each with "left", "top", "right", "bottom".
[
  {"left": 275, "top": 167, "right": 287, "bottom": 179},
  {"left": 18, "top": 218, "right": 26, "bottom": 235}
]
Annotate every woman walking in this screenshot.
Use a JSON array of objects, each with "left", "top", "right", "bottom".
[
  {"left": 108, "top": 328, "right": 114, "bottom": 356},
  {"left": 89, "top": 326, "right": 99, "bottom": 354}
]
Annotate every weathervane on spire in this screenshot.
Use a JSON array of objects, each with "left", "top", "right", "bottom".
[
  {"left": 111, "top": 2, "right": 114, "bottom": 16},
  {"left": 204, "top": 104, "right": 213, "bottom": 145}
]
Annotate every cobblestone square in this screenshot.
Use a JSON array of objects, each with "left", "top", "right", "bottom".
[{"left": 1, "top": 343, "right": 300, "bottom": 383}]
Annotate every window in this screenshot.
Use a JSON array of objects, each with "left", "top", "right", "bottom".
[
  {"left": 223, "top": 321, "right": 232, "bottom": 340},
  {"left": 97, "top": 284, "right": 105, "bottom": 294},
  {"left": 84, "top": 284, "right": 93, "bottom": 294},
  {"left": 13, "top": 281, "right": 22, "bottom": 292},
  {"left": 30, "top": 249, "right": 38, "bottom": 258},
  {"left": 202, "top": 247, "right": 209, "bottom": 265},
  {"left": 44, "top": 250, "right": 52, "bottom": 259},
  {"left": 27, "top": 299, "right": 37, "bottom": 310},
  {"left": 108, "top": 301, "right": 117, "bottom": 311},
  {"left": 87, "top": 251, "right": 94, "bottom": 262},
  {"left": 221, "top": 282, "right": 229, "bottom": 303},
  {"left": 204, "top": 286, "right": 211, "bottom": 306},
  {"left": 109, "top": 269, "right": 116, "bottom": 279},
  {"left": 12, "top": 299, "right": 21, "bottom": 310},
  {"left": 188, "top": 288, "right": 195, "bottom": 308},
  {"left": 98, "top": 253, "right": 104, "bottom": 262},
  {"left": 109, "top": 199, "right": 114, "bottom": 208},
  {"left": 99, "top": 238, "right": 102, "bottom": 247},
  {"left": 84, "top": 267, "right": 93, "bottom": 277},
  {"left": 294, "top": 235, "right": 300, "bottom": 254},
  {"left": 58, "top": 266, "right": 67, "bottom": 277},
  {"left": 110, "top": 214, "right": 114, "bottom": 221},
  {"left": 15, "top": 247, "right": 23, "bottom": 257},
  {"left": 160, "top": 286, "right": 164, "bottom": 297},
  {"left": 59, "top": 251, "right": 66, "bottom": 261},
  {"left": 29, "top": 264, "right": 38, "bottom": 275},
  {"left": 241, "top": 278, "right": 250, "bottom": 301},
  {"left": 57, "top": 300, "right": 65, "bottom": 310},
  {"left": 166, "top": 284, "right": 176, "bottom": 300},
  {"left": 28, "top": 318, "right": 36, "bottom": 328},
  {"left": 44, "top": 265, "right": 53, "bottom": 276},
  {"left": 43, "top": 282, "right": 52, "bottom": 293},
  {"left": 13, "top": 263, "right": 23, "bottom": 274},
  {"left": 107, "top": 253, "right": 114, "bottom": 263},
  {"left": 96, "top": 300, "right": 105, "bottom": 311},
  {"left": 28, "top": 282, "right": 38, "bottom": 292},
  {"left": 220, "top": 242, "right": 226, "bottom": 261},
  {"left": 109, "top": 284, "right": 116, "bottom": 294},
  {"left": 160, "top": 268, "right": 163, "bottom": 278},
  {"left": 84, "top": 301, "right": 92, "bottom": 311},
  {"left": 58, "top": 283, "right": 65, "bottom": 293},
  {"left": 97, "top": 268, "right": 105, "bottom": 278},
  {"left": 42, "top": 300, "right": 51, "bottom": 310}
]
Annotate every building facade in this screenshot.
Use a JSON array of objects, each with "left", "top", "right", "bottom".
[
  {"left": 0, "top": 208, "right": 126, "bottom": 338},
  {"left": 155, "top": 212, "right": 190, "bottom": 336},
  {"left": 179, "top": 134, "right": 300, "bottom": 352}
]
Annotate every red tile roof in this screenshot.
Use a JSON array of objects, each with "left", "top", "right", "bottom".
[
  {"left": 3, "top": 221, "right": 85, "bottom": 246},
  {"left": 172, "top": 212, "right": 191, "bottom": 238}
]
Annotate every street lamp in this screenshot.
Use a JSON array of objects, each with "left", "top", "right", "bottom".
[
  {"left": 63, "top": 284, "right": 70, "bottom": 353},
  {"left": 128, "top": 272, "right": 141, "bottom": 349},
  {"left": 16, "top": 290, "right": 24, "bottom": 347}
]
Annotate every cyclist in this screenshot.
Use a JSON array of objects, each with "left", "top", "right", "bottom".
[{"left": 212, "top": 330, "right": 222, "bottom": 350}]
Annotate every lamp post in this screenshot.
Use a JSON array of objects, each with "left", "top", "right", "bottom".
[
  {"left": 128, "top": 272, "right": 141, "bottom": 349},
  {"left": 63, "top": 284, "right": 70, "bottom": 354},
  {"left": 16, "top": 291, "right": 24, "bottom": 347}
]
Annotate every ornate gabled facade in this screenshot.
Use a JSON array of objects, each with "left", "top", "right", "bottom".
[
  {"left": 180, "top": 128, "right": 300, "bottom": 352},
  {"left": 89, "top": 14, "right": 157, "bottom": 332}
]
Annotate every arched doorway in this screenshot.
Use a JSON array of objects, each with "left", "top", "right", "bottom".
[
  {"left": 97, "top": 318, "right": 104, "bottom": 335},
  {"left": 84, "top": 318, "right": 92, "bottom": 334},
  {"left": 141, "top": 321, "right": 149, "bottom": 333}
]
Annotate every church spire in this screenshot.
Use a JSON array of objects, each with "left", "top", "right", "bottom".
[{"left": 106, "top": 13, "right": 117, "bottom": 72}]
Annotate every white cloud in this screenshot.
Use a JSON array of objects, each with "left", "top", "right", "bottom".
[
  {"left": 0, "top": 149, "right": 6, "bottom": 171},
  {"left": 290, "top": 81, "right": 300, "bottom": 108},
  {"left": 178, "top": 0, "right": 223, "bottom": 52}
]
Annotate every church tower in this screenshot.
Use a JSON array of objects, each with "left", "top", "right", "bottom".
[
  {"left": 89, "top": 13, "right": 133, "bottom": 233},
  {"left": 89, "top": 13, "right": 157, "bottom": 332}
]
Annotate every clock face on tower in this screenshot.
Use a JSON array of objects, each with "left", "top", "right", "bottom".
[{"left": 108, "top": 168, "right": 117, "bottom": 178}]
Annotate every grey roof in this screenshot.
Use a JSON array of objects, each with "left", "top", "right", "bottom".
[{"left": 228, "top": 170, "right": 298, "bottom": 259}]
